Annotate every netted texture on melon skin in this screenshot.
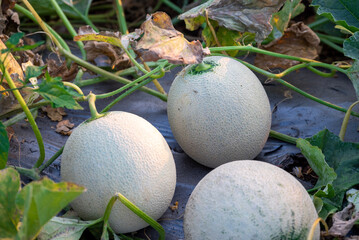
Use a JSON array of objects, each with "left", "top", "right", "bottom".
[
  {"left": 184, "top": 160, "right": 320, "bottom": 240},
  {"left": 61, "top": 111, "right": 176, "bottom": 233},
  {"left": 167, "top": 56, "right": 271, "bottom": 168}
]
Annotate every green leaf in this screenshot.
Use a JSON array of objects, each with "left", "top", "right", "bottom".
[
  {"left": 311, "top": 0, "right": 359, "bottom": 33},
  {"left": 202, "top": 20, "right": 255, "bottom": 56},
  {"left": 29, "top": 0, "right": 92, "bottom": 17},
  {"left": 0, "top": 168, "right": 21, "bottom": 239},
  {"left": 34, "top": 72, "right": 83, "bottom": 110},
  {"left": 305, "top": 129, "right": 359, "bottom": 206},
  {"left": 266, "top": 0, "right": 305, "bottom": 43},
  {"left": 0, "top": 121, "right": 9, "bottom": 169},
  {"left": 25, "top": 65, "right": 46, "bottom": 84},
  {"left": 347, "top": 60, "right": 359, "bottom": 100},
  {"left": 296, "top": 138, "right": 337, "bottom": 189},
  {"left": 344, "top": 32, "right": 359, "bottom": 60},
  {"left": 5, "top": 32, "right": 25, "bottom": 49},
  {"left": 16, "top": 178, "right": 85, "bottom": 240},
  {"left": 37, "top": 216, "right": 97, "bottom": 240}
]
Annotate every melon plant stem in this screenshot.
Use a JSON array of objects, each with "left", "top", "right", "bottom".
[
  {"left": 14, "top": 4, "right": 71, "bottom": 54},
  {"left": 95, "top": 62, "right": 166, "bottom": 99},
  {"left": 209, "top": 46, "right": 347, "bottom": 74},
  {"left": 339, "top": 101, "right": 359, "bottom": 141},
  {"left": 102, "top": 193, "right": 166, "bottom": 240},
  {"left": 115, "top": 0, "right": 128, "bottom": 34},
  {"left": 229, "top": 56, "right": 359, "bottom": 118},
  {"left": 87, "top": 93, "right": 105, "bottom": 120},
  {"left": 38, "top": 147, "right": 64, "bottom": 173},
  {"left": 21, "top": 0, "right": 168, "bottom": 102},
  {"left": 3, "top": 68, "right": 45, "bottom": 169},
  {"left": 269, "top": 130, "right": 297, "bottom": 145},
  {"left": 49, "top": 0, "right": 87, "bottom": 60}
]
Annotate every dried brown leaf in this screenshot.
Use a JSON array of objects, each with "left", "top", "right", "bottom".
[
  {"left": 134, "top": 12, "right": 209, "bottom": 64},
  {"left": 41, "top": 106, "right": 66, "bottom": 122},
  {"left": 254, "top": 22, "right": 320, "bottom": 69},
  {"left": 46, "top": 59, "right": 78, "bottom": 82},
  {"left": 77, "top": 26, "right": 133, "bottom": 70},
  {"left": 55, "top": 119, "right": 74, "bottom": 135},
  {"left": 179, "top": 0, "right": 286, "bottom": 42},
  {"left": 328, "top": 203, "right": 359, "bottom": 238}
]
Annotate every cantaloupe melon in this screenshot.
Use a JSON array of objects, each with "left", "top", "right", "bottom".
[
  {"left": 61, "top": 111, "right": 176, "bottom": 233},
  {"left": 167, "top": 56, "right": 271, "bottom": 168},
  {"left": 184, "top": 160, "right": 320, "bottom": 240}
]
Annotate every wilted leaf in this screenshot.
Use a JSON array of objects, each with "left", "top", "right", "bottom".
[
  {"left": 202, "top": 19, "right": 255, "bottom": 56},
  {"left": 296, "top": 138, "right": 337, "bottom": 190},
  {"left": 47, "top": 60, "right": 78, "bottom": 82},
  {"left": 179, "top": 0, "right": 286, "bottom": 42},
  {"left": 35, "top": 72, "right": 83, "bottom": 110},
  {"left": 0, "top": 1, "right": 19, "bottom": 35},
  {"left": 55, "top": 119, "right": 74, "bottom": 135},
  {"left": 37, "top": 216, "right": 97, "bottom": 240},
  {"left": 16, "top": 178, "right": 85, "bottom": 240},
  {"left": 344, "top": 32, "right": 359, "bottom": 61},
  {"left": 29, "top": 0, "right": 92, "bottom": 18},
  {"left": 311, "top": 0, "right": 359, "bottom": 34},
  {"left": 306, "top": 129, "right": 359, "bottom": 209},
  {"left": 347, "top": 60, "right": 359, "bottom": 100},
  {"left": 75, "top": 28, "right": 133, "bottom": 70},
  {"left": 0, "top": 121, "right": 9, "bottom": 169},
  {"left": 134, "top": 12, "right": 209, "bottom": 64},
  {"left": 328, "top": 203, "right": 359, "bottom": 237},
  {"left": 266, "top": 0, "right": 305, "bottom": 43},
  {"left": 0, "top": 168, "right": 20, "bottom": 239},
  {"left": 255, "top": 22, "right": 320, "bottom": 69}
]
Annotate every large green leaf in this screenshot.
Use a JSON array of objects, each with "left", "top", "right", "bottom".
[
  {"left": 0, "top": 121, "right": 9, "bottom": 169},
  {"left": 0, "top": 168, "right": 20, "bottom": 239},
  {"left": 34, "top": 72, "right": 83, "bottom": 110},
  {"left": 37, "top": 217, "right": 97, "bottom": 240},
  {"left": 266, "top": 0, "right": 305, "bottom": 43},
  {"left": 304, "top": 129, "right": 359, "bottom": 207},
  {"left": 344, "top": 32, "right": 359, "bottom": 60},
  {"left": 29, "top": 0, "right": 92, "bottom": 17},
  {"left": 347, "top": 60, "right": 359, "bottom": 100},
  {"left": 16, "top": 178, "right": 85, "bottom": 240},
  {"left": 311, "top": 0, "right": 359, "bottom": 33},
  {"left": 296, "top": 138, "right": 337, "bottom": 189}
]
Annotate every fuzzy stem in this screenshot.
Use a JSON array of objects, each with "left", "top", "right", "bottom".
[
  {"left": 63, "top": 81, "right": 85, "bottom": 96},
  {"left": 339, "top": 101, "right": 359, "bottom": 141},
  {"left": 140, "top": 56, "right": 166, "bottom": 94},
  {"left": 14, "top": 4, "right": 71, "bottom": 53},
  {"left": 12, "top": 166, "right": 41, "bottom": 180},
  {"left": 101, "top": 69, "right": 166, "bottom": 113},
  {"left": 22, "top": 0, "right": 62, "bottom": 49},
  {"left": 38, "top": 147, "right": 64, "bottom": 173},
  {"left": 163, "top": 0, "right": 183, "bottom": 13},
  {"left": 4, "top": 69, "right": 45, "bottom": 169},
  {"left": 307, "top": 218, "right": 328, "bottom": 240},
  {"left": 71, "top": 6, "right": 99, "bottom": 32},
  {"left": 60, "top": 50, "right": 168, "bottom": 101},
  {"left": 306, "top": 66, "right": 336, "bottom": 78},
  {"left": 116, "top": 192, "right": 166, "bottom": 240},
  {"left": 49, "top": 0, "right": 87, "bottom": 59},
  {"left": 319, "top": 37, "right": 344, "bottom": 53},
  {"left": 227, "top": 57, "right": 359, "bottom": 118},
  {"left": 96, "top": 63, "right": 166, "bottom": 99},
  {"left": 87, "top": 93, "right": 105, "bottom": 120},
  {"left": 308, "top": 17, "right": 330, "bottom": 29},
  {"left": 315, "top": 33, "right": 345, "bottom": 44},
  {"left": 3, "top": 108, "right": 38, "bottom": 127},
  {"left": 115, "top": 0, "right": 128, "bottom": 34},
  {"left": 269, "top": 130, "right": 297, "bottom": 145}
]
